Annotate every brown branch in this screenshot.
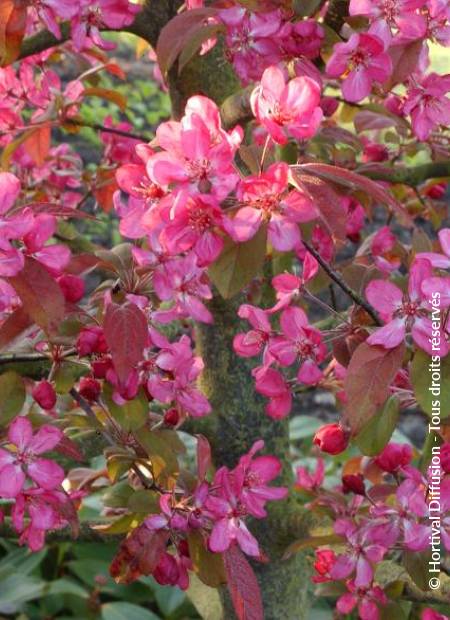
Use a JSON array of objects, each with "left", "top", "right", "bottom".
[
  {"left": 64, "top": 119, "right": 152, "bottom": 142},
  {"left": 324, "top": 0, "right": 350, "bottom": 34},
  {"left": 0, "top": 519, "right": 122, "bottom": 543},
  {"left": 301, "top": 239, "right": 382, "bottom": 325}
]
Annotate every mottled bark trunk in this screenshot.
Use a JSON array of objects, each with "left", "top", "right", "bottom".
[{"left": 168, "top": 43, "right": 313, "bottom": 620}]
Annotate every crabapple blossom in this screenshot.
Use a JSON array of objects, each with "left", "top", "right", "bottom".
[
  {"left": 0, "top": 417, "right": 64, "bottom": 497},
  {"left": 365, "top": 258, "right": 449, "bottom": 355},
  {"left": 250, "top": 66, "right": 323, "bottom": 145},
  {"left": 326, "top": 30, "right": 392, "bottom": 102}
]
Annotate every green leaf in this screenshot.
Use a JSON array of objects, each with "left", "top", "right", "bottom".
[
  {"left": 136, "top": 428, "right": 179, "bottom": 484},
  {"left": 0, "top": 371, "right": 25, "bottom": 424},
  {"left": 54, "top": 361, "right": 89, "bottom": 394},
  {"left": 355, "top": 395, "right": 400, "bottom": 456},
  {"left": 187, "top": 531, "right": 227, "bottom": 588},
  {"left": 104, "top": 385, "right": 149, "bottom": 431},
  {"left": 152, "top": 581, "right": 186, "bottom": 616},
  {"left": 103, "top": 481, "right": 134, "bottom": 508},
  {"left": 101, "top": 602, "right": 161, "bottom": 620},
  {"left": 411, "top": 350, "right": 450, "bottom": 419},
  {"left": 283, "top": 534, "right": 343, "bottom": 559},
  {"left": 45, "top": 578, "right": 88, "bottom": 599},
  {"left": 403, "top": 550, "right": 431, "bottom": 591},
  {"left": 208, "top": 225, "right": 267, "bottom": 299},
  {"left": 0, "top": 573, "right": 44, "bottom": 614},
  {"left": 127, "top": 489, "right": 160, "bottom": 513}
]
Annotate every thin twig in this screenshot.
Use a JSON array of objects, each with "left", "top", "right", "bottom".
[{"left": 302, "top": 240, "right": 381, "bottom": 326}]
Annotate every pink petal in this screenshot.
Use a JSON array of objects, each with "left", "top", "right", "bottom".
[
  {"left": 28, "top": 425, "right": 63, "bottom": 454},
  {"left": 0, "top": 463, "right": 25, "bottom": 497},
  {"left": 228, "top": 207, "right": 262, "bottom": 243},
  {"left": 235, "top": 521, "right": 260, "bottom": 557},
  {"left": 8, "top": 416, "right": 33, "bottom": 451},
  {"left": 365, "top": 280, "right": 402, "bottom": 317},
  {"left": 27, "top": 458, "right": 64, "bottom": 489},
  {"left": 366, "top": 318, "right": 406, "bottom": 348},
  {"left": 209, "top": 518, "right": 232, "bottom": 552}
]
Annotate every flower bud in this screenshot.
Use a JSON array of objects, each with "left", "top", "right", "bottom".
[
  {"left": 313, "top": 423, "right": 349, "bottom": 455},
  {"left": 164, "top": 408, "right": 180, "bottom": 427},
  {"left": 32, "top": 380, "right": 57, "bottom": 410},
  {"left": 76, "top": 326, "right": 108, "bottom": 356},
  {"left": 374, "top": 442, "right": 412, "bottom": 473},
  {"left": 79, "top": 377, "right": 101, "bottom": 401},
  {"left": 58, "top": 274, "right": 85, "bottom": 303},
  {"left": 342, "top": 473, "right": 365, "bottom": 495}
]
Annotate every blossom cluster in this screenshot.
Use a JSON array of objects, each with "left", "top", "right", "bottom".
[
  {"left": 110, "top": 439, "right": 286, "bottom": 588},
  {"left": 297, "top": 441, "right": 450, "bottom": 619}
]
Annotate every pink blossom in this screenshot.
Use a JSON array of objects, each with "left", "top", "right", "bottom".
[
  {"left": 326, "top": 32, "right": 392, "bottom": 102},
  {"left": 152, "top": 253, "right": 213, "bottom": 324},
  {"left": 336, "top": 580, "right": 387, "bottom": 620},
  {"left": 252, "top": 366, "right": 292, "bottom": 419},
  {"left": 218, "top": 8, "right": 285, "bottom": 84},
  {"left": 251, "top": 66, "right": 322, "bottom": 145},
  {"left": 229, "top": 163, "right": 317, "bottom": 251},
  {"left": 365, "top": 258, "right": 449, "bottom": 356},
  {"left": 269, "top": 306, "right": 327, "bottom": 385},
  {"left": 331, "top": 519, "right": 387, "bottom": 587},
  {"left": 159, "top": 191, "right": 228, "bottom": 265},
  {"left": 147, "top": 97, "right": 241, "bottom": 200},
  {"left": 0, "top": 417, "right": 64, "bottom": 498},
  {"left": 370, "top": 478, "right": 429, "bottom": 551},
  {"left": 370, "top": 225, "right": 401, "bottom": 273},
  {"left": 349, "top": 0, "right": 427, "bottom": 39},
  {"left": 206, "top": 468, "right": 261, "bottom": 557},
  {"left": 403, "top": 73, "right": 450, "bottom": 140},
  {"left": 281, "top": 19, "right": 324, "bottom": 59},
  {"left": 422, "top": 609, "right": 450, "bottom": 620},
  {"left": 416, "top": 227, "right": 450, "bottom": 269},
  {"left": 233, "top": 304, "right": 272, "bottom": 359},
  {"left": 374, "top": 442, "right": 413, "bottom": 472},
  {"left": 270, "top": 254, "right": 319, "bottom": 312},
  {"left": 235, "top": 440, "right": 287, "bottom": 518},
  {"left": 295, "top": 458, "right": 325, "bottom": 491}
]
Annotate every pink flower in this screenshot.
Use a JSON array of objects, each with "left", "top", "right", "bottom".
[
  {"left": 416, "top": 227, "right": 450, "bottom": 269},
  {"left": 159, "top": 191, "right": 227, "bottom": 266},
  {"left": 373, "top": 442, "right": 413, "bottom": 473},
  {"left": 251, "top": 65, "right": 322, "bottom": 145},
  {"left": 147, "top": 96, "right": 241, "bottom": 201},
  {"left": 331, "top": 519, "right": 387, "bottom": 587},
  {"left": 229, "top": 162, "right": 317, "bottom": 251},
  {"left": 295, "top": 458, "right": 325, "bottom": 491},
  {"left": 235, "top": 440, "right": 287, "bottom": 518},
  {"left": 326, "top": 32, "right": 392, "bottom": 102},
  {"left": 370, "top": 478, "right": 429, "bottom": 551},
  {"left": 336, "top": 580, "right": 387, "bottom": 620},
  {"left": 370, "top": 225, "right": 401, "bottom": 273},
  {"left": 152, "top": 253, "right": 213, "bottom": 324},
  {"left": 269, "top": 306, "right": 327, "bottom": 385},
  {"left": 233, "top": 304, "right": 272, "bottom": 359},
  {"left": 0, "top": 417, "right": 64, "bottom": 498},
  {"left": 252, "top": 366, "right": 292, "bottom": 419},
  {"left": 365, "top": 258, "right": 450, "bottom": 356},
  {"left": 218, "top": 8, "right": 285, "bottom": 84},
  {"left": 422, "top": 609, "right": 450, "bottom": 620},
  {"left": 313, "top": 549, "right": 337, "bottom": 583},
  {"left": 403, "top": 73, "right": 450, "bottom": 140},
  {"left": 206, "top": 468, "right": 261, "bottom": 557},
  {"left": 350, "top": 0, "right": 427, "bottom": 39},
  {"left": 0, "top": 172, "right": 33, "bottom": 276},
  {"left": 281, "top": 19, "right": 324, "bottom": 59},
  {"left": 270, "top": 254, "right": 318, "bottom": 312}
]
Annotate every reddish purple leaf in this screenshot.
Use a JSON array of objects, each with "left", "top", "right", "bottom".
[
  {"left": 224, "top": 545, "right": 264, "bottom": 620},
  {"left": 196, "top": 434, "right": 211, "bottom": 480},
  {"left": 156, "top": 7, "right": 218, "bottom": 76},
  {"left": 103, "top": 302, "right": 148, "bottom": 383},
  {"left": 293, "top": 163, "right": 412, "bottom": 224},
  {"left": 344, "top": 342, "right": 405, "bottom": 433},
  {"left": 8, "top": 257, "right": 65, "bottom": 336}
]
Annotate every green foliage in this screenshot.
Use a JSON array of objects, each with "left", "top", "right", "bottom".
[{"left": 0, "top": 540, "right": 200, "bottom": 620}]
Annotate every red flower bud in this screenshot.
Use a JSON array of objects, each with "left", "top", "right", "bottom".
[
  {"left": 374, "top": 442, "right": 412, "bottom": 473},
  {"left": 342, "top": 473, "right": 365, "bottom": 495},
  {"left": 426, "top": 182, "right": 446, "bottom": 200},
  {"left": 91, "top": 358, "right": 112, "bottom": 379},
  {"left": 76, "top": 326, "right": 108, "bottom": 356},
  {"left": 32, "top": 380, "right": 57, "bottom": 410},
  {"left": 79, "top": 377, "right": 101, "bottom": 401},
  {"left": 58, "top": 274, "right": 85, "bottom": 303},
  {"left": 312, "top": 549, "right": 336, "bottom": 583},
  {"left": 164, "top": 408, "right": 180, "bottom": 427},
  {"left": 313, "top": 423, "right": 349, "bottom": 455}
]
